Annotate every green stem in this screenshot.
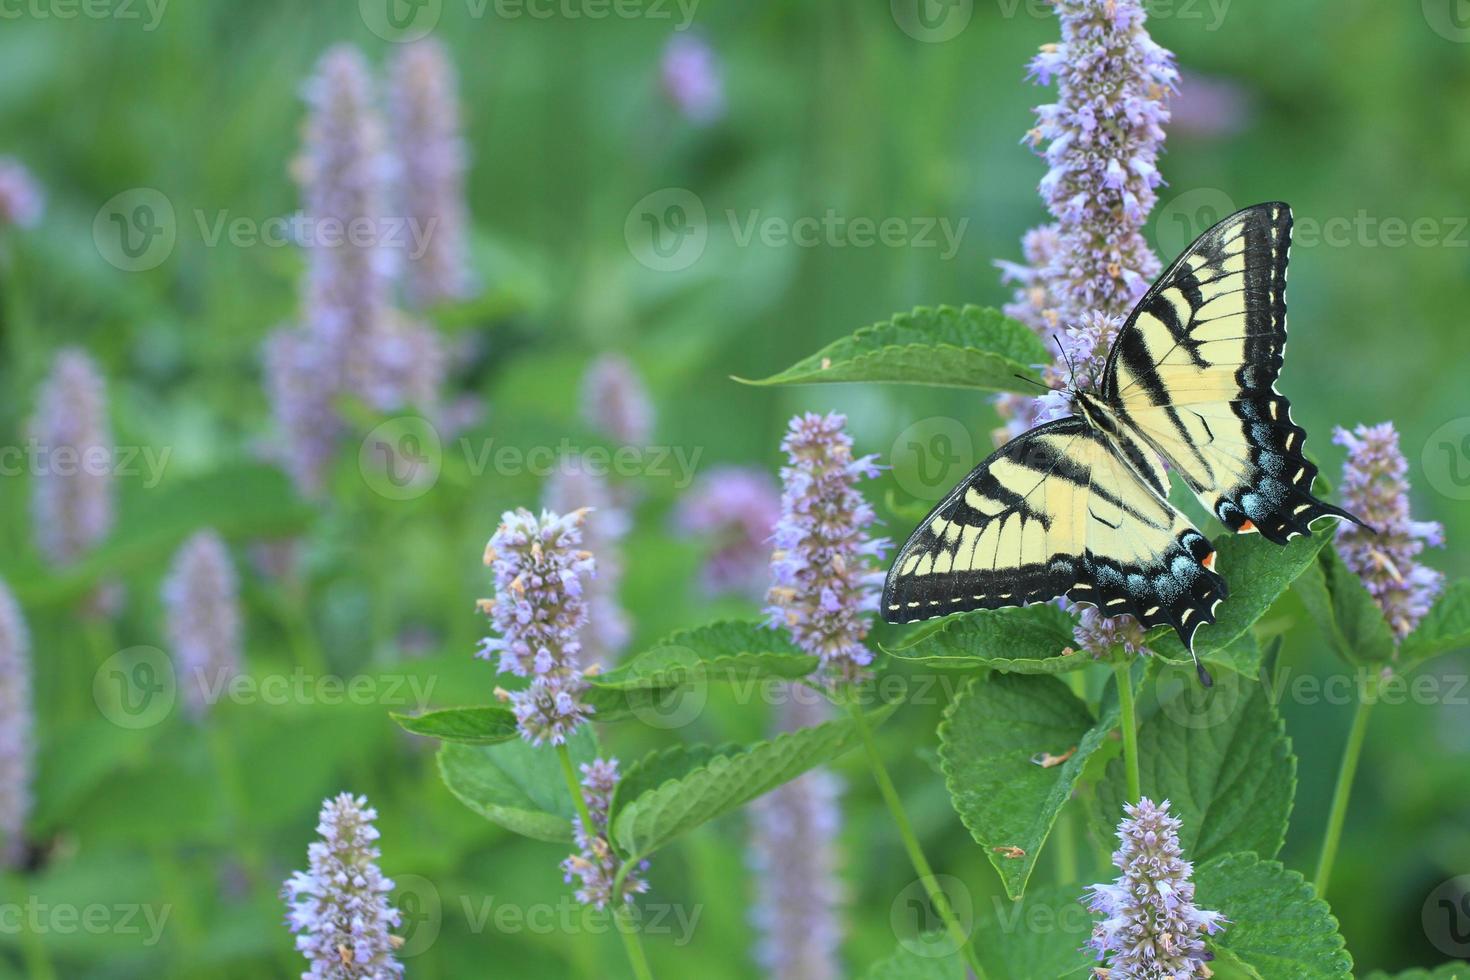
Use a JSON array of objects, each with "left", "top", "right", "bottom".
[
  {"left": 1114, "top": 661, "right": 1140, "bottom": 804},
  {"left": 847, "top": 703, "right": 987, "bottom": 979},
  {"left": 1053, "top": 807, "right": 1079, "bottom": 887},
  {"left": 18, "top": 911, "right": 57, "bottom": 980},
  {"left": 557, "top": 745, "right": 655, "bottom": 980},
  {"left": 1314, "top": 675, "right": 1377, "bottom": 897}
]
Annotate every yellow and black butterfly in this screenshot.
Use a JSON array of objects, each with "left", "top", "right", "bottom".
[{"left": 882, "top": 203, "right": 1362, "bottom": 683}]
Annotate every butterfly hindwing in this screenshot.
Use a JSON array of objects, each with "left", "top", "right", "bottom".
[
  {"left": 882, "top": 417, "right": 1228, "bottom": 649},
  {"left": 1101, "top": 202, "right": 1355, "bottom": 543}
]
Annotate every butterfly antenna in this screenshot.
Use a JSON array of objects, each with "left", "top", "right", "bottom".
[
  {"left": 1013, "top": 373, "right": 1049, "bottom": 391},
  {"left": 1051, "top": 334, "right": 1077, "bottom": 388}
]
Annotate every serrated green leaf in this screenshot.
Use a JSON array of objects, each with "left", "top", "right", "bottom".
[
  {"left": 939, "top": 671, "right": 1131, "bottom": 899},
  {"left": 883, "top": 604, "right": 1083, "bottom": 674},
  {"left": 737, "top": 305, "right": 1048, "bottom": 392},
  {"left": 436, "top": 726, "right": 598, "bottom": 842},
  {"left": 391, "top": 706, "right": 519, "bottom": 745},
  {"left": 1195, "top": 853, "right": 1353, "bottom": 979},
  {"left": 1147, "top": 527, "right": 1335, "bottom": 660},
  {"left": 1153, "top": 626, "right": 1266, "bottom": 680},
  {"left": 860, "top": 936, "right": 968, "bottom": 980},
  {"left": 592, "top": 621, "right": 817, "bottom": 690},
  {"left": 610, "top": 742, "right": 741, "bottom": 816},
  {"left": 1402, "top": 578, "right": 1470, "bottom": 666},
  {"left": 972, "top": 883, "right": 1093, "bottom": 979},
  {"left": 609, "top": 704, "right": 894, "bottom": 861},
  {"left": 1091, "top": 676, "right": 1295, "bottom": 863},
  {"left": 1295, "top": 546, "right": 1396, "bottom": 664},
  {"left": 1363, "top": 967, "right": 1469, "bottom": 980}
]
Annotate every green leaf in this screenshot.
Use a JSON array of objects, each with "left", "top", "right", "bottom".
[
  {"left": 1091, "top": 675, "right": 1295, "bottom": 863},
  {"left": 609, "top": 703, "right": 894, "bottom": 861},
  {"left": 860, "top": 937, "right": 968, "bottom": 980},
  {"left": 884, "top": 604, "right": 1083, "bottom": 674},
  {"left": 391, "top": 706, "right": 519, "bottom": 745},
  {"left": 1295, "top": 546, "right": 1396, "bottom": 665},
  {"left": 972, "top": 883, "right": 1093, "bottom": 980},
  {"left": 592, "top": 621, "right": 817, "bottom": 689},
  {"left": 1195, "top": 852, "right": 1353, "bottom": 979},
  {"left": 610, "top": 742, "right": 740, "bottom": 816},
  {"left": 1402, "top": 577, "right": 1470, "bottom": 666},
  {"left": 1363, "top": 967, "right": 1469, "bottom": 980},
  {"left": 9, "top": 463, "right": 309, "bottom": 606},
  {"left": 938, "top": 671, "right": 1131, "bottom": 899},
  {"left": 736, "top": 305, "right": 1049, "bottom": 393},
  {"left": 1147, "top": 527, "right": 1336, "bottom": 660},
  {"left": 436, "top": 726, "right": 598, "bottom": 843}
]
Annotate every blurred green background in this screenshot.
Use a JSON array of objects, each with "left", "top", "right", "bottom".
[{"left": 0, "top": 0, "right": 1467, "bottom": 976}]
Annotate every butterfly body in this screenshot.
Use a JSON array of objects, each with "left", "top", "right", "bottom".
[{"left": 882, "top": 203, "right": 1361, "bottom": 666}]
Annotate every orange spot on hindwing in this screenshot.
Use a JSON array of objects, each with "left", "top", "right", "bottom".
[
  {"left": 1202, "top": 551, "right": 1216, "bottom": 571},
  {"left": 1238, "top": 520, "right": 1257, "bottom": 534}
]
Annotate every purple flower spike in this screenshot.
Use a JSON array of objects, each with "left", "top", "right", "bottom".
[
  {"left": 0, "top": 581, "right": 33, "bottom": 868},
  {"left": 1333, "top": 422, "right": 1445, "bottom": 640},
  {"left": 283, "top": 793, "right": 403, "bottom": 979},
  {"left": 29, "top": 348, "right": 114, "bottom": 567},
  {"left": 163, "top": 530, "right": 243, "bottom": 721},
  {"left": 479, "top": 508, "right": 597, "bottom": 745},
  {"left": 1085, "top": 797, "right": 1225, "bottom": 977},
  {"left": 544, "top": 461, "right": 632, "bottom": 667},
  {"left": 0, "top": 158, "right": 44, "bottom": 229},
  {"left": 561, "top": 758, "right": 650, "bottom": 908},
  {"left": 674, "top": 465, "right": 783, "bottom": 599},
  {"left": 766, "top": 413, "right": 890, "bottom": 683}
]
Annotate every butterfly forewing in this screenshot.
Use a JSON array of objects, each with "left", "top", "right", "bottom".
[
  {"left": 1102, "top": 202, "right": 1355, "bottom": 542},
  {"left": 882, "top": 417, "right": 1228, "bottom": 649}
]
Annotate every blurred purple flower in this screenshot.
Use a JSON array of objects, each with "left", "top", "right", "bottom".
[
  {"left": 163, "top": 530, "right": 243, "bottom": 721},
  {"left": 1334, "top": 422, "right": 1445, "bottom": 640},
  {"left": 582, "top": 353, "right": 654, "bottom": 446},
  {"left": 1170, "top": 71, "right": 1252, "bottom": 140},
  {"left": 1085, "top": 797, "right": 1225, "bottom": 976},
  {"left": 674, "top": 465, "right": 782, "bottom": 599},
  {"left": 661, "top": 34, "right": 724, "bottom": 124},
  {"left": 263, "top": 325, "right": 344, "bottom": 498},
  {"left": 29, "top": 348, "right": 114, "bottom": 567},
  {"left": 283, "top": 793, "right": 403, "bottom": 979},
  {"left": 0, "top": 158, "right": 43, "bottom": 229},
  {"left": 544, "top": 460, "right": 631, "bottom": 667},
  {"left": 478, "top": 508, "right": 596, "bottom": 745},
  {"left": 748, "top": 694, "right": 843, "bottom": 979},
  {"left": 766, "top": 413, "right": 890, "bottom": 683},
  {"left": 389, "top": 39, "right": 474, "bottom": 308},
  {"left": 562, "top": 758, "right": 650, "bottom": 908},
  {"left": 0, "top": 580, "right": 32, "bottom": 868}
]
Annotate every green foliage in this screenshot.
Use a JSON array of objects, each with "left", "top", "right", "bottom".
[
  {"left": 1363, "top": 968, "right": 1469, "bottom": 979},
  {"left": 1295, "top": 546, "right": 1398, "bottom": 664},
  {"left": 436, "top": 726, "right": 599, "bottom": 843},
  {"left": 971, "top": 883, "right": 1093, "bottom": 979},
  {"left": 938, "top": 671, "right": 1131, "bottom": 899},
  {"left": 1196, "top": 853, "right": 1354, "bottom": 979},
  {"left": 1401, "top": 577, "right": 1470, "bottom": 666},
  {"left": 859, "top": 937, "right": 968, "bottom": 979},
  {"left": 884, "top": 603, "right": 1083, "bottom": 674},
  {"left": 609, "top": 702, "right": 896, "bottom": 862},
  {"left": 591, "top": 621, "right": 818, "bottom": 690},
  {"left": 391, "top": 706, "right": 520, "bottom": 745},
  {"left": 737, "top": 305, "right": 1048, "bottom": 393},
  {"left": 1145, "top": 528, "right": 1335, "bottom": 660},
  {"left": 1091, "top": 676, "right": 1296, "bottom": 863}
]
